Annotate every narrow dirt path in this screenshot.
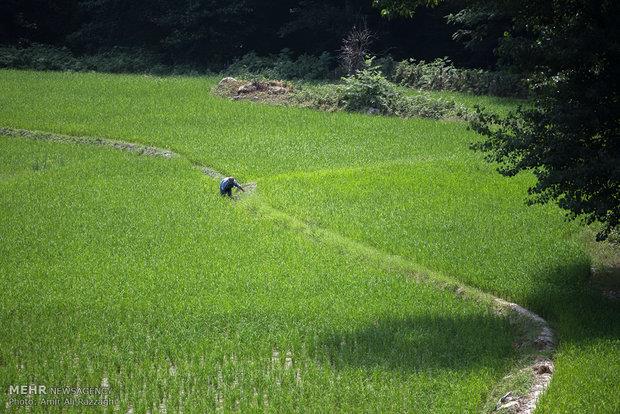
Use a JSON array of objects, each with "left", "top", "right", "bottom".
[{"left": 1, "top": 126, "right": 555, "bottom": 413}]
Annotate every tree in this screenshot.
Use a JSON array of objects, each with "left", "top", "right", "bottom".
[
  {"left": 377, "top": 0, "right": 620, "bottom": 240},
  {"left": 0, "top": 0, "right": 79, "bottom": 46}
]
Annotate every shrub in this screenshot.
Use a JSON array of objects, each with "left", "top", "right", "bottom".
[
  {"left": 374, "top": 55, "right": 397, "bottom": 79},
  {"left": 0, "top": 44, "right": 201, "bottom": 75},
  {"left": 225, "top": 50, "right": 334, "bottom": 80},
  {"left": 339, "top": 26, "right": 373, "bottom": 75},
  {"left": 392, "top": 57, "right": 527, "bottom": 98},
  {"left": 291, "top": 65, "right": 471, "bottom": 120},
  {"left": 291, "top": 52, "right": 333, "bottom": 80},
  {"left": 339, "top": 66, "right": 400, "bottom": 114},
  {"left": 225, "top": 51, "right": 271, "bottom": 77},
  {"left": 80, "top": 48, "right": 161, "bottom": 73},
  {"left": 0, "top": 44, "right": 83, "bottom": 71}
]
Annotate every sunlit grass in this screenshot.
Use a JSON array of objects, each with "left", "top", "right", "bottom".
[
  {"left": 0, "top": 69, "right": 618, "bottom": 412},
  {"left": 0, "top": 137, "right": 517, "bottom": 412},
  {"left": 0, "top": 70, "right": 478, "bottom": 178},
  {"left": 397, "top": 87, "right": 525, "bottom": 116},
  {"left": 259, "top": 161, "right": 588, "bottom": 305},
  {"left": 257, "top": 158, "right": 620, "bottom": 413}
]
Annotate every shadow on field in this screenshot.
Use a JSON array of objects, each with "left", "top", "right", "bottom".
[
  {"left": 318, "top": 314, "right": 516, "bottom": 372},
  {"left": 524, "top": 260, "right": 620, "bottom": 346}
]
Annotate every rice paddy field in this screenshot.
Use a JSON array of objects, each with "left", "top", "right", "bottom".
[{"left": 0, "top": 69, "right": 618, "bottom": 413}]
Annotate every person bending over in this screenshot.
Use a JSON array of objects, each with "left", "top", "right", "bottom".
[{"left": 220, "top": 176, "right": 245, "bottom": 197}]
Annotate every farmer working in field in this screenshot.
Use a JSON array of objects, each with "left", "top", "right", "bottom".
[{"left": 220, "top": 176, "right": 245, "bottom": 197}]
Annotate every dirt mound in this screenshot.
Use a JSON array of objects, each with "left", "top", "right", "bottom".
[{"left": 215, "top": 77, "right": 293, "bottom": 104}]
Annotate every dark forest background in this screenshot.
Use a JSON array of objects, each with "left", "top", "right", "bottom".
[
  {"left": 0, "top": 0, "right": 500, "bottom": 70},
  {"left": 1, "top": 0, "right": 618, "bottom": 237}
]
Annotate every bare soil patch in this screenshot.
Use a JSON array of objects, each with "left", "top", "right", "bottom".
[{"left": 215, "top": 77, "right": 294, "bottom": 105}]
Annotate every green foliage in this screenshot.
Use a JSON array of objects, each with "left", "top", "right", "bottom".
[
  {"left": 0, "top": 44, "right": 197, "bottom": 75},
  {"left": 373, "top": 0, "right": 442, "bottom": 18},
  {"left": 0, "top": 136, "right": 519, "bottom": 413},
  {"left": 470, "top": 0, "right": 620, "bottom": 240},
  {"left": 339, "top": 66, "right": 401, "bottom": 114},
  {"left": 445, "top": 2, "right": 514, "bottom": 63},
  {"left": 225, "top": 50, "right": 333, "bottom": 80},
  {"left": 0, "top": 44, "right": 81, "bottom": 71},
  {"left": 79, "top": 48, "right": 164, "bottom": 74},
  {"left": 393, "top": 57, "right": 527, "bottom": 97},
  {"left": 336, "top": 65, "right": 471, "bottom": 119},
  {"left": 1, "top": 70, "right": 618, "bottom": 412},
  {"left": 374, "top": 55, "right": 397, "bottom": 78}
]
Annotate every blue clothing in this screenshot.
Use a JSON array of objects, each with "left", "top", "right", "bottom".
[{"left": 220, "top": 177, "right": 242, "bottom": 196}]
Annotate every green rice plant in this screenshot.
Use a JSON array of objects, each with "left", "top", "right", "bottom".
[
  {"left": 0, "top": 70, "right": 478, "bottom": 178},
  {"left": 398, "top": 87, "right": 526, "bottom": 117},
  {"left": 0, "top": 69, "right": 618, "bottom": 412},
  {"left": 0, "top": 137, "right": 518, "bottom": 412},
  {"left": 257, "top": 161, "right": 620, "bottom": 414}
]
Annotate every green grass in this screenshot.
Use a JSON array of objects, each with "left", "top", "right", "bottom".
[
  {"left": 0, "top": 70, "right": 479, "bottom": 179},
  {"left": 398, "top": 87, "right": 525, "bottom": 116},
  {"left": 258, "top": 161, "right": 587, "bottom": 303},
  {"left": 295, "top": 79, "right": 524, "bottom": 116},
  {"left": 257, "top": 160, "right": 620, "bottom": 414},
  {"left": 0, "top": 137, "right": 517, "bottom": 412},
  {"left": 0, "top": 69, "right": 618, "bottom": 412}
]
